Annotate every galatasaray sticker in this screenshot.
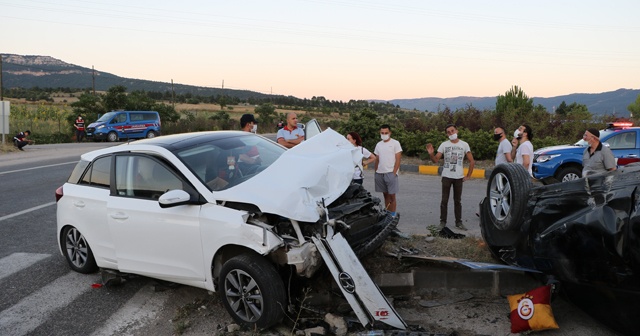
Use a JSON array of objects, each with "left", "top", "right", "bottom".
[{"left": 517, "top": 297, "right": 534, "bottom": 320}]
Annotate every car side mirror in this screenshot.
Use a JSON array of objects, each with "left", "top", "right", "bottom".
[{"left": 158, "top": 189, "right": 192, "bottom": 208}]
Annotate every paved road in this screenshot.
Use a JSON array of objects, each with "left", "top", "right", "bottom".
[{"left": 0, "top": 143, "right": 620, "bottom": 336}]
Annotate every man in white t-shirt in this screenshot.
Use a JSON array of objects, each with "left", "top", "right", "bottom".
[
  {"left": 494, "top": 126, "right": 513, "bottom": 165},
  {"left": 510, "top": 124, "right": 534, "bottom": 177},
  {"left": 426, "top": 124, "right": 475, "bottom": 231},
  {"left": 374, "top": 124, "right": 402, "bottom": 217}
]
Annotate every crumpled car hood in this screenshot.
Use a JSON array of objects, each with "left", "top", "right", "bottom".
[{"left": 214, "top": 128, "right": 363, "bottom": 222}]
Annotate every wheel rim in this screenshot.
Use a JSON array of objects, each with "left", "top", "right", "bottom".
[
  {"left": 224, "top": 269, "right": 263, "bottom": 323},
  {"left": 108, "top": 133, "right": 117, "bottom": 142},
  {"left": 562, "top": 173, "right": 580, "bottom": 182},
  {"left": 65, "top": 228, "right": 89, "bottom": 268},
  {"left": 147, "top": 132, "right": 155, "bottom": 138},
  {"left": 489, "top": 172, "right": 511, "bottom": 223}
]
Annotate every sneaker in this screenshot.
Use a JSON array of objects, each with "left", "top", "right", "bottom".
[
  {"left": 455, "top": 222, "right": 468, "bottom": 231},
  {"left": 438, "top": 221, "right": 446, "bottom": 229},
  {"left": 18, "top": 147, "right": 24, "bottom": 151}
]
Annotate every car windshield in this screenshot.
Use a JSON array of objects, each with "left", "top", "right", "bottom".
[
  {"left": 174, "top": 134, "right": 286, "bottom": 191},
  {"left": 574, "top": 129, "right": 616, "bottom": 146},
  {"left": 96, "top": 112, "right": 117, "bottom": 123}
]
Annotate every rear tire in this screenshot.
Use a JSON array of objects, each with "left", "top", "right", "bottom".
[
  {"left": 556, "top": 166, "right": 581, "bottom": 182},
  {"left": 219, "top": 253, "right": 286, "bottom": 329},
  {"left": 61, "top": 226, "right": 98, "bottom": 274}
]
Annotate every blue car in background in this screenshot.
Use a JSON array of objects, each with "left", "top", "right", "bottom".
[
  {"left": 86, "top": 111, "right": 161, "bottom": 142},
  {"left": 533, "top": 122, "right": 640, "bottom": 183}
]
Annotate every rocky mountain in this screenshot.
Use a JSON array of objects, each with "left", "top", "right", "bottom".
[
  {"left": 2, "top": 54, "right": 638, "bottom": 116},
  {"left": 1, "top": 54, "right": 272, "bottom": 100}
]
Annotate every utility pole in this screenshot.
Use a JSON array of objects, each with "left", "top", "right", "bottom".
[
  {"left": 92, "top": 66, "right": 96, "bottom": 95},
  {"left": 171, "top": 79, "right": 175, "bottom": 108},
  {"left": 0, "top": 54, "right": 3, "bottom": 101}
]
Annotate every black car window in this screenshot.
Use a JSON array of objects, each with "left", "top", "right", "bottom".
[
  {"left": 115, "top": 155, "right": 183, "bottom": 200},
  {"left": 79, "top": 156, "right": 111, "bottom": 188}
]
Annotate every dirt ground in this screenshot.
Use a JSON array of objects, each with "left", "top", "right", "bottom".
[{"left": 134, "top": 235, "right": 619, "bottom": 336}]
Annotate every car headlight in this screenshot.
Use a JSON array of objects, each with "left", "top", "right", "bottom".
[
  {"left": 96, "top": 125, "right": 105, "bottom": 129},
  {"left": 536, "top": 154, "right": 560, "bottom": 163}
]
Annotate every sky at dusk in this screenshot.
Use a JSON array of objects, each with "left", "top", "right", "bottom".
[{"left": 2, "top": 0, "right": 639, "bottom": 101}]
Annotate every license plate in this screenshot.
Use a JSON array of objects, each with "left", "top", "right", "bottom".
[{"left": 86, "top": 132, "right": 92, "bottom": 136}]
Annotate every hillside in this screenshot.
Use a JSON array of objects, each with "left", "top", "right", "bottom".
[
  {"left": 385, "top": 89, "right": 639, "bottom": 116},
  {"left": 1, "top": 54, "right": 274, "bottom": 100},
  {"left": 2, "top": 54, "right": 638, "bottom": 116}
]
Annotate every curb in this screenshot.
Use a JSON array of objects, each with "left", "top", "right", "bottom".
[{"left": 366, "top": 164, "right": 493, "bottom": 179}]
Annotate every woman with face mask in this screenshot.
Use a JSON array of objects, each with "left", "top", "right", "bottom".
[
  {"left": 511, "top": 124, "right": 534, "bottom": 176},
  {"left": 346, "top": 132, "right": 377, "bottom": 185}
]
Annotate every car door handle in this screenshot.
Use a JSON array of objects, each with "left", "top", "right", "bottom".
[
  {"left": 110, "top": 212, "right": 129, "bottom": 220},
  {"left": 73, "top": 201, "right": 85, "bottom": 208}
]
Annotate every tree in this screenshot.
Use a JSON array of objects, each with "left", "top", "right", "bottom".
[
  {"left": 70, "top": 92, "right": 105, "bottom": 122},
  {"left": 255, "top": 103, "right": 277, "bottom": 130},
  {"left": 628, "top": 94, "right": 640, "bottom": 119},
  {"left": 495, "top": 85, "right": 534, "bottom": 125},
  {"left": 103, "top": 85, "right": 128, "bottom": 111}
]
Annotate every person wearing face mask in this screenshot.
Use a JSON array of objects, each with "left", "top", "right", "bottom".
[
  {"left": 510, "top": 124, "right": 534, "bottom": 177},
  {"left": 237, "top": 114, "right": 261, "bottom": 173},
  {"left": 582, "top": 128, "right": 616, "bottom": 176},
  {"left": 494, "top": 126, "right": 513, "bottom": 165},
  {"left": 426, "top": 124, "right": 475, "bottom": 231},
  {"left": 347, "top": 132, "right": 377, "bottom": 185},
  {"left": 374, "top": 124, "right": 402, "bottom": 217}
]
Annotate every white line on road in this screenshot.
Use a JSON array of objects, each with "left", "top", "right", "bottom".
[
  {"left": 0, "top": 271, "right": 98, "bottom": 336},
  {"left": 0, "top": 252, "right": 51, "bottom": 282},
  {"left": 0, "top": 161, "right": 77, "bottom": 175},
  {"left": 90, "top": 286, "right": 171, "bottom": 336},
  {"left": 0, "top": 202, "right": 56, "bottom": 222}
]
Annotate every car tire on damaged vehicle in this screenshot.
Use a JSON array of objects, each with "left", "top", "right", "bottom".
[
  {"left": 486, "top": 163, "right": 531, "bottom": 231},
  {"left": 480, "top": 163, "right": 532, "bottom": 262},
  {"left": 219, "top": 253, "right": 287, "bottom": 329}
]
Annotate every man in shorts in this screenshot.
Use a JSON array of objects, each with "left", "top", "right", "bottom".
[{"left": 374, "top": 124, "right": 402, "bottom": 217}]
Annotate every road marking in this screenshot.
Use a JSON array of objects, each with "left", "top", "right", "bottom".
[
  {"left": 90, "top": 285, "right": 171, "bottom": 336},
  {"left": 0, "top": 252, "right": 51, "bottom": 282},
  {"left": 0, "top": 271, "right": 97, "bottom": 336},
  {"left": 0, "top": 202, "right": 56, "bottom": 222},
  {"left": 0, "top": 161, "right": 77, "bottom": 176}
]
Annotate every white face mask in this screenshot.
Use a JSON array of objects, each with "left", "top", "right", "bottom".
[
  {"left": 251, "top": 124, "right": 257, "bottom": 133},
  {"left": 514, "top": 129, "right": 521, "bottom": 139},
  {"left": 380, "top": 134, "right": 390, "bottom": 141},
  {"left": 448, "top": 133, "right": 458, "bottom": 141}
]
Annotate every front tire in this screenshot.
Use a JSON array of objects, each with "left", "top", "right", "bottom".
[
  {"left": 146, "top": 131, "right": 157, "bottom": 139},
  {"left": 219, "top": 253, "right": 286, "bottom": 329},
  {"left": 107, "top": 131, "right": 118, "bottom": 142},
  {"left": 556, "top": 166, "right": 581, "bottom": 182},
  {"left": 61, "top": 226, "right": 98, "bottom": 274}
]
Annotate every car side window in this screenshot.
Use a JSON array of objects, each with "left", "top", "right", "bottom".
[
  {"left": 80, "top": 156, "right": 111, "bottom": 188},
  {"left": 607, "top": 133, "right": 636, "bottom": 150},
  {"left": 115, "top": 155, "right": 183, "bottom": 200}
]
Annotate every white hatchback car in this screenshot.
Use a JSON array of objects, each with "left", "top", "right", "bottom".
[{"left": 55, "top": 128, "right": 400, "bottom": 329}]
